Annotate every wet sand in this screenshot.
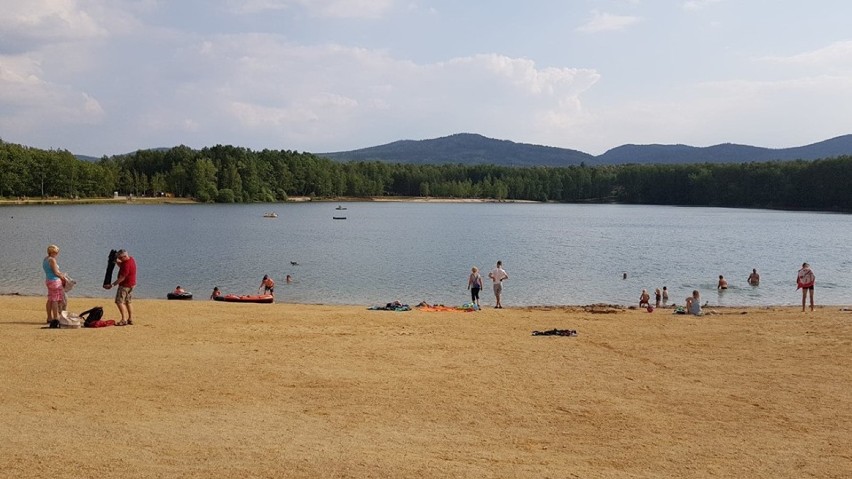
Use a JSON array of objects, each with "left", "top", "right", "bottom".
[{"left": 1, "top": 296, "right": 850, "bottom": 478}]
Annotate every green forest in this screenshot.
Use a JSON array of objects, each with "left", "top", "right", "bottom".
[{"left": 1, "top": 140, "right": 851, "bottom": 211}]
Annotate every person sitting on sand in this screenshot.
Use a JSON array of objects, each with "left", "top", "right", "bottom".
[
  {"left": 748, "top": 269, "right": 760, "bottom": 286},
  {"left": 685, "top": 290, "right": 702, "bottom": 316},
  {"left": 210, "top": 286, "right": 221, "bottom": 299},
  {"left": 717, "top": 275, "right": 728, "bottom": 290},
  {"left": 639, "top": 289, "right": 651, "bottom": 308}
]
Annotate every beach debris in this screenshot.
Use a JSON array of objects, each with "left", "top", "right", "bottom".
[
  {"left": 531, "top": 329, "right": 578, "bottom": 337},
  {"left": 584, "top": 304, "right": 625, "bottom": 314}
]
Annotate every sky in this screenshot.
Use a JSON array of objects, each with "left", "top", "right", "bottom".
[{"left": 2, "top": 1, "right": 852, "bottom": 157}]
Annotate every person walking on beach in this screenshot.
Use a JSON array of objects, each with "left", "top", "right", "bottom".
[
  {"left": 748, "top": 269, "right": 760, "bottom": 286},
  {"left": 662, "top": 286, "right": 669, "bottom": 306},
  {"left": 467, "top": 266, "right": 483, "bottom": 307},
  {"left": 107, "top": 249, "right": 136, "bottom": 326},
  {"left": 797, "top": 262, "right": 815, "bottom": 312},
  {"left": 43, "top": 244, "right": 69, "bottom": 324},
  {"left": 488, "top": 261, "right": 508, "bottom": 308},
  {"left": 654, "top": 288, "right": 662, "bottom": 308},
  {"left": 259, "top": 275, "right": 275, "bottom": 296}
]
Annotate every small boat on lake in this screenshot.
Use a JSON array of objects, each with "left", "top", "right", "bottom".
[
  {"left": 263, "top": 212, "right": 278, "bottom": 218},
  {"left": 333, "top": 216, "right": 347, "bottom": 220},
  {"left": 335, "top": 205, "right": 347, "bottom": 210}
]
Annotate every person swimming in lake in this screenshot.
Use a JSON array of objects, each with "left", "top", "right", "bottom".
[{"left": 717, "top": 275, "right": 728, "bottom": 290}]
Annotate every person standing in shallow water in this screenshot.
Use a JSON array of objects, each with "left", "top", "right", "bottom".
[
  {"left": 467, "top": 266, "right": 483, "bottom": 308},
  {"left": 259, "top": 275, "right": 275, "bottom": 296},
  {"left": 797, "top": 262, "right": 815, "bottom": 312},
  {"left": 748, "top": 269, "right": 760, "bottom": 286},
  {"left": 488, "top": 261, "right": 508, "bottom": 309},
  {"left": 639, "top": 289, "right": 651, "bottom": 308}
]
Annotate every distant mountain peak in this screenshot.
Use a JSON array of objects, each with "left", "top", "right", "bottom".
[
  {"left": 319, "top": 133, "right": 594, "bottom": 167},
  {"left": 318, "top": 133, "right": 852, "bottom": 167}
]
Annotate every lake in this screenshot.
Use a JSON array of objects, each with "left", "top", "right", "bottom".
[{"left": 1, "top": 202, "right": 850, "bottom": 307}]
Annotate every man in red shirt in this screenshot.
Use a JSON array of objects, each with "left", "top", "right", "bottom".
[{"left": 109, "top": 249, "right": 137, "bottom": 325}]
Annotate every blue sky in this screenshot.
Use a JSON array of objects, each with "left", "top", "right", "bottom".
[{"left": 2, "top": 0, "right": 851, "bottom": 157}]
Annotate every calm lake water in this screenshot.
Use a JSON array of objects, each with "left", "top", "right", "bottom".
[{"left": 1, "top": 202, "right": 850, "bottom": 307}]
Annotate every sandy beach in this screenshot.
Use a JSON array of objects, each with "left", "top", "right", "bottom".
[{"left": 1, "top": 296, "right": 849, "bottom": 478}]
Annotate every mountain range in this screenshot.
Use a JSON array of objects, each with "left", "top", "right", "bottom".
[{"left": 318, "top": 133, "right": 852, "bottom": 167}]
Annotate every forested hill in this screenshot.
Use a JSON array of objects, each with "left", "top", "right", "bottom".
[
  {"left": 319, "top": 133, "right": 852, "bottom": 166},
  {"left": 319, "top": 133, "right": 594, "bottom": 167},
  {"left": 596, "top": 135, "right": 852, "bottom": 164}
]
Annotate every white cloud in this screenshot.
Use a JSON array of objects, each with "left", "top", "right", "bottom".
[
  {"left": 0, "top": 0, "right": 107, "bottom": 53},
  {"left": 760, "top": 41, "right": 852, "bottom": 71},
  {"left": 573, "top": 72, "right": 852, "bottom": 154},
  {"left": 227, "top": 0, "right": 395, "bottom": 18},
  {"left": 0, "top": 53, "right": 105, "bottom": 138},
  {"left": 143, "top": 35, "right": 601, "bottom": 151},
  {"left": 576, "top": 11, "right": 641, "bottom": 33},
  {"left": 682, "top": 0, "right": 724, "bottom": 11}
]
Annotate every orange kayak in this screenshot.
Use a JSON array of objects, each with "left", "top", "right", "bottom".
[{"left": 214, "top": 294, "right": 274, "bottom": 304}]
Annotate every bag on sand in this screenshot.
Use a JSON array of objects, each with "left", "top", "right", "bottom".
[
  {"left": 59, "top": 311, "right": 83, "bottom": 329},
  {"left": 80, "top": 306, "right": 104, "bottom": 327}
]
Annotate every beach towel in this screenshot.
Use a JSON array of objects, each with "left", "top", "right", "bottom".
[
  {"left": 368, "top": 302, "right": 411, "bottom": 311},
  {"left": 531, "top": 329, "right": 577, "bottom": 337},
  {"left": 87, "top": 320, "right": 116, "bottom": 328},
  {"left": 797, "top": 267, "right": 815, "bottom": 290}
]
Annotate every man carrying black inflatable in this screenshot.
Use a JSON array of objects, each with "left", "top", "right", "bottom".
[{"left": 105, "top": 249, "right": 137, "bottom": 326}]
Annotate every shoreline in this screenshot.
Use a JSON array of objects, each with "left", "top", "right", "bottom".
[
  {"left": 0, "top": 195, "right": 534, "bottom": 206},
  {"left": 2, "top": 295, "right": 850, "bottom": 478},
  {"left": 3, "top": 292, "right": 842, "bottom": 310}
]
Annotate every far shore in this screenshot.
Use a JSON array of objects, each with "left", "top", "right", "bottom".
[
  {"left": 1, "top": 295, "right": 849, "bottom": 478},
  {"left": 0, "top": 195, "right": 535, "bottom": 206}
]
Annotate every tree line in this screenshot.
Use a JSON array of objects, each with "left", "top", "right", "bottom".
[{"left": 1, "top": 140, "right": 850, "bottom": 211}]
